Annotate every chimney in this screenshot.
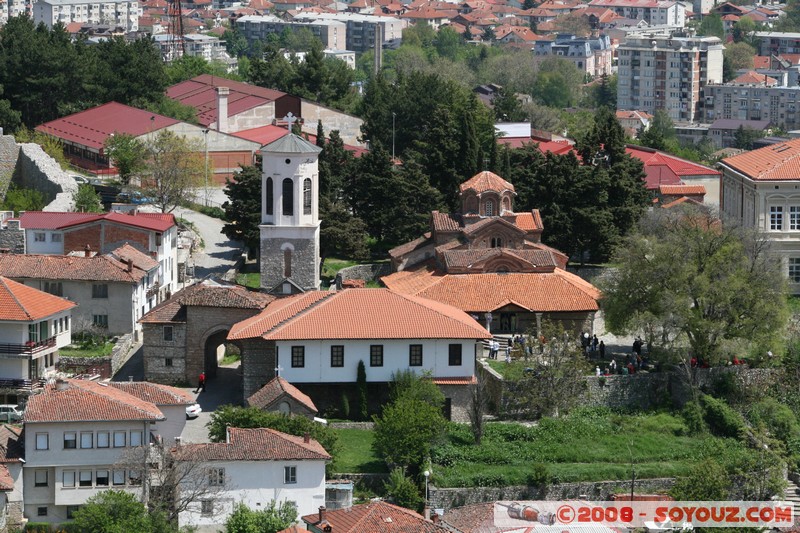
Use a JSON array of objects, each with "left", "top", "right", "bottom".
[
  {"left": 55, "top": 378, "right": 69, "bottom": 391},
  {"left": 84, "top": 244, "right": 91, "bottom": 257},
  {"left": 226, "top": 424, "right": 231, "bottom": 444},
  {"left": 174, "top": 436, "right": 182, "bottom": 446},
  {"left": 318, "top": 506, "right": 326, "bottom": 523},
  {"left": 432, "top": 513, "right": 440, "bottom": 524},
  {"left": 126, "top": 258, "right": 133, "bottom": 272},
  {"left": 303, "top": 432, "right": 310, "bottom": 443},
  {"left": 216, "top": 86, "right": 230, "bottom": 133}
]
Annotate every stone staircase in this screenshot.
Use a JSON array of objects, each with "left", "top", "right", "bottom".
[{"left": 782, "top": 477, "right": 800, "bottom": 522}]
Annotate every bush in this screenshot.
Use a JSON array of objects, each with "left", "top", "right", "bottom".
[
  {"left": 198, "top": 205, "right": 225, "bottom": 219},
  {"left": 748, "top": 398, "right": 800, "bottom": 443},
  {"left": 384, "top": 467, "right": 422, "bottom": 511},
  {"left": 526, "top": 463, "right": 551, "bottom": 487},
  {"left": 681, "top": 401, "right": 708, "bottom": 434},
  {"left": 670, "top": 458, "right": 730, "bottom": 500},
  {"left": 699, "top": 394, "right": 746, "bottom": 438},
  {"left": 25, "top": 524, "right": 54, "bottom": 533},
  {"left": 341, "top": 393, "right": 350, "bottom": 419}
]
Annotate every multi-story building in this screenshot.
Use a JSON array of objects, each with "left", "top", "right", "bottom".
[
  {"left": 32, "top": 0, "right": 139, "bottom": 31},
  {"left": 616, "top": 30, "right": 724, "bottom": 122},
  {"left": 291, "top": 12, "right": 407, "bottom": 53},
  {"left": 588, "top": 0, "right": 685, "bottom": 27},
  {"left": 533, "top": 34, "right": 613, "bottom": 78},
  {"left": 153, "top": 34, "right": 237, "bottom": 71},
  {"left": 0, "top": 277, "right": 74, "bottom": 402},
  {"left": 703, "top": 71, "right": 800, "bottom": 131},
  {"left": 236, "top": 15, "right": 347, "bottom": 51},
  {"left": 755, "top": 31, "right": 800, "bottom": 57}
]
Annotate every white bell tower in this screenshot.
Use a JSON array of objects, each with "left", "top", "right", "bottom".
[{"left": 259, "top": 131, "right": 322, "bottom": 294}]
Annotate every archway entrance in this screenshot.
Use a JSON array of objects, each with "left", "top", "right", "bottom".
[{"left": 203, "top": 330, "right": 232, "bottom": 379}]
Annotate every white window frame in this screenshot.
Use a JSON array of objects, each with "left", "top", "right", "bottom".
[
  {"left": 113, "top": 431, "right": 126, "bottom": 448},
  {"left": 63, "top": 432, "right": 77, "bottom": 450},
  {"left": 284, "top": 465, "right": 297, "bottom": 484},
  {"left": 96, "top": 469, "right": 109, "bottom": 486},
  {"left": 79, "top": 470, "right": 92, "bottom": 487},
  {"left": 771, "top": 205, "right": 784, "bottom": 230},
  {"left": 790, "top": 206, "right": 800, "bottom": 230},
  {"left": 35, "top": 433, "right": 48, "bottom": 450},
  {"left": 208, "top": 467, "right": 225, "bottom": 486},
  {"left": 97, "top": 431, "right": 109, "bottom": 448},
  {"left": 63, "top": 470, "right": 75, "bottom": 488},
  {"left": 112, "top": 470, "right": 126, "bottom": 486},
  {"left": 80, "top": 432, "right": 93, "bottom": 449},
  {"left": 130, "top": 431, "right": 143, "bottom": 447}
]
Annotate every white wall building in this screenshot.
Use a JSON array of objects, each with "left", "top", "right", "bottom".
[
  {"left": 32, "top": 0, "right": 139, "bottom": 31},
  {"left": 176, "top": 427, "right": 330, "bottom": 533}
]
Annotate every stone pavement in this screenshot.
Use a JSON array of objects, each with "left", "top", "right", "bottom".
[{"left": 179, "top": 361, "right": 244, "bottom": 444}]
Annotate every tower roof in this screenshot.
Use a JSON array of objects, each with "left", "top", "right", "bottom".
[
  {"left": 459, "top": 171, "right": 515, "bottom": 194},
  {"left": 262, "top": 133, "right": 323, "bottom": 154}
]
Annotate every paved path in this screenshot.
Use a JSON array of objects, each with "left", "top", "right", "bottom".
[
  {"left": 172, "top": 204, "right": 242, "bottom": 281},
  {"left": 180, "top": 361, "right": 244, "bottom": 444}
]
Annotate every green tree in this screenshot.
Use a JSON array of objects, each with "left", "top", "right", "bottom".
[
  {"left": 723, "top": 42, "right": 756, "bottom": 82},
  {"left": 384, "top": 467, "right": 423, "bottom": 511},
  {"left": 207, "top": 406, "right": 340, "bottom": 472},
  {"left": 733, "top": 124, "right": 764, "bottom": 149},
  {"left": 600, "top": 206, "right": 789, "bottom": 366},
  {"left": 670, "top": 459, "right": 731, "bottom": 500},
  {"left": 492, "top": 86, "right": 525, "bottom": 122},
  {"left": 141, "top": 130, "right": 205, "bottom": 213},
  {"left": 637, "top": 109, "right": 676, "bottom": 151},
  {"left": 373, "top": 395, "right": 446, "bottom": 474},
  {"left": 320, "top": 197, "right": 370, "bottom": 262},
  {"left": 73, "top": 184, "right": 103, "bottom": 213},
  {"left": 165, "top": 55, "right": 232, "bottom": 85},
  {"left": 89, "top": 36, "right": 168, "bottom": 108},
  {"left": 389, "top": 370, "right": 445, "bottom": 408},
  {"left": 222, "top": 165, "right": 262, "bottom": 255},
  {"left": 105, "top": 133, "right": 147, "bottom": 185},
  {"left": 697, "top": 13, "right": 725, "bottom": 39},
  {"left": 222, "top": 27, "right": 249, "bottom": 57},
  {"left": 225, "top": 501, "right": 297, "bottom": 533},
  {"left": 357, "top": 359, "right": 368, "bottom": 420},
  {"left": 2, "top": 184, "right": 45, "bottom": 212},
  {"left": 71, "top": 490, "right": 171, "bottom": 533}
]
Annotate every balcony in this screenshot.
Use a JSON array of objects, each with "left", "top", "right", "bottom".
[
  {"left": 0, "top": 378, "right": 46, "bottom": 391},
  {"left": 0, "top": 337, "right": 56, "bottom": 358}
]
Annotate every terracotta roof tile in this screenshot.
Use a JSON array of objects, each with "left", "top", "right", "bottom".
[
  {"left": 388, "top": 233, "right": 432, "bottom": 259},
  {"left": 382, "top": 268, "right": 599, "bottom": 313},
  {"left": 732, "top": 70, "right": 777, "bottom": 85},
  {"left": 19, "top": 211, "right": 176, "bottom": 232},
  {"left": 247, "top": 376, "right": 318, "bottom": 413},
  {"left": 140, "top": 280, "right": 274, "bottom": 324},
  {"left": 431, "top": 211, "right": 463, "bottom": 232},
  {"left": 721, "top": 138, "right": 800, "bottom": 180},
  {"left": 108, "top": 382, "right": 195, "bottom": 406},
  {"left": 626, "top": 145, "right": 720, "bottom": 178},
  {"left": 303, "top": 501, "right": 450, "bottom": 532},
  {"left": 174, "top": 427, "right": 331, "bottom": 461},
  {"left": 459, "top": 171, "right": 515, "bottom": 194},
  {"left": 0, "top": 426, "right": 23, "bottom": 463},
  {"left": 0, "top": 253, "right": 153, "bottom": 284},
  {"left": 24, "top": 380, "right": 165, "bottom": 423},
  {"left": 658, "top": 184, "right": 706, "bottom": 195},
  {"left": 432, "top": 376, "right": 477, "bottom": 385},
  {"left": 230, "top": 289, "right": 491, "bottom": 341},
  {"left": 514, "top": 211, "right": 543, "bottom": 231},
  {"left": 441, "top": 248, "right": 558, "bottom": 269},
  {"left": 661, "top": 196, "right": 704, "bottom": 209},
  {"left": 278, "top": 527, "right": 312, "bottom": 533},
  {"left": 0, "top": 276, "right": 75, "bottom": 321},
  {"left": 442, "top": 502, "right": 496, "bottom": 532}
]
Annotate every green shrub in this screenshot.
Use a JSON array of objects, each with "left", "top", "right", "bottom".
[
  {"left": 384, "top": 467, "right": 422, "bottom": 511},
  {"left": 699, "top": 394, "right": 746, "bottom": 438},
  {"left": 198, "top": 205, "right": 225, "bottom": 219},
  {"left": 749, "top": 398, "right": 800, "bottom": 443},
  {"left": 681, "top": 401, "right": 708, "bottom": 434},
  {"left": 526, "top": 463, "right": 551, "bottom": 487},
  {"left": 341, "top": 393, "right": 350, "bottom": 419},
  {"left": 24, "top": 524, "right": 53, "bottom": 533}
]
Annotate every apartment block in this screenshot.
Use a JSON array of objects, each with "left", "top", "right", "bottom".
[
  {"left": 588, "top": 0, "right": 685, "bottom": 27},
  {"left": 291, "top": 12, "right": 406, "bottom": 53},
  {"left": 32, "top": 0, "right": 139, "bottom": 31},
  {"left": 616, "top": 31, "right": 724, "bottom": 122},
  {"left": 703, "top": 74, "right": 800, "bottom": 131},
  {"left": 533, "top": 33, "right": 613, "bottom": 79},
  {"left": 755, "top": 31, "right": 800, "bottom": 57},
  {"left": 236, "top": 15, "right": 347, "bottom": 51}
]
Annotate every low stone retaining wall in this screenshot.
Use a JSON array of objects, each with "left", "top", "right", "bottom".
[
  {"left": 329, "top": 422, "right": 375, "bottom": 430},
  {"left": 336, "top": 263, "right": 392, "bottom": 286},
  {"left": 329, "top": 473, "right": 389, "bottom": 492},
  {"left": 110, "top": 334, "right": 136, "bottom": 376},
  {"left": 58, "top": 334, "right": 136, "bottom": 380}
]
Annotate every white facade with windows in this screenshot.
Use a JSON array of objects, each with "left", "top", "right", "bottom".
[
  {"left": 32, "top": 0, "right": 139, "bottom": 31},
  {"left": 0, "top": 311, "right": 72, "bottom": 383}
]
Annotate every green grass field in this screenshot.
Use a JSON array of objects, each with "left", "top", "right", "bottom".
[
  {"left": 333, "top": 428, "right": 387, "bottom": 474},
  {"left": 59, "top": 342, "right": 114, "bottom": 358}
]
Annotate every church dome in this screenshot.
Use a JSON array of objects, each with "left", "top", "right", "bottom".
[{"left": 459, "top": 171, "right": 515, "bottom": 195}]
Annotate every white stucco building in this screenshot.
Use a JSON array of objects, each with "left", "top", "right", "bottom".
[{"left": 32, "top": 0, "right": 139, "bottom": 31}]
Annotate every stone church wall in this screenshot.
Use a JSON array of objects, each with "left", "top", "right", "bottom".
[{"left": 260, "top": 236, "right": 318, "bottom": 291}]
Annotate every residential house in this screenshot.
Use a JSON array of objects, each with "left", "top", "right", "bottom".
[
  {"left": 616, "top": 30, "right": 724, "bottom": 122},
  {"left": 302, "top": 501, "right": 450, "bottom": 532},
  {"left": 616, "top": 109, "right": 653, "bottom": 136},
  {"left": 624, "top": 144, "right": 722, "bottom": 203},
  {"left": 246, "top": 376, "right": 319, "bottom": 418},
  {"left": 401, "top": 6, "right": 458, "bottom": 29},
  {"left": 35, "top": 102, "right": 261, "bottom": 183},
  {"left": 228, "top": 288, "right": 491, "bottom": 421},
  {"left": 0, "top": 425, "right": 24, "bottom": 532},
  {"left": 21, "top": 378, "right": 192, "bottom": 525},
  {"left": 719, "top": 138, "right": 800, "bottom": 293},
  {"left": 140, "top": 279, "right": 274, "bottom": 386},
  {"left": 655, "top": 183, "right": 706, "bottom": 207},
  {"left": 0, "top": 245, "right": 158, "bottom": 336},
  {"left": 235, "top": 15, "right": 347, "bottom": 51},
  {"left": 32, "top": 0, "right": 140, "bottom": 31},
  {"left": 0, "top": 277, "right": 75, "bottom": 401},
  {"left": 16, "top": 210, "right": 178, "bottom": 305},
  {"left": 533, "top": 33, "right": 613, "bottom": 78},
  {"left": 175, "top": 427, "right": 330, "bottom": 531},
  {"left": 383, "top": 171, "right": 600, "bottom": 337},
  {"left": 755, "top": 31, "right": 800, "bottom": 56},
  {"left": 152, "top": 33, "right": 237, "bottom": 71},
  {"left": 703, "top": 74, "right": 800, "bottom": 133},
  {"left": 708, "top": 118, "right": 772, "bottom": 149}
]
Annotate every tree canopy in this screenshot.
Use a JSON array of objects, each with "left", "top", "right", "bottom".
[
  {"left": 71, "top": 490, "right": 171, "bottom": 533},
  {"left": 222, "top": 165, "right": 262, "bottom": 255},
  {"left": 224, "top": 501, "right": 297, "bottom": 533},
  {"left": 141, "top": 130, "right": 205, "bottom": 213}
]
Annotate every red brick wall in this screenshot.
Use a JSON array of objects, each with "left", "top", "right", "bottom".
[
  {"left": 102, "top": 223, "right": 150, "bottom": 253},
  {"left": 209, "top": 151, "right": 256, "bottom": 186},
  {"left": 64, "top": 224, "right": 102, "bottom": 254}
]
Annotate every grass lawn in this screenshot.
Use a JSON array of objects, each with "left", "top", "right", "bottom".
[
  {"left": 432, "top": 409, "right": 751, "bottom": 488},
  {"left": 333, "top": 428, "right": 387, "bottom": 474},
  {"left": 59, "top": 342, "right": 114, "bottom": 358},
  {"left": 236, "top": 272, "right": 260, "bottom": 289},
  {"left": 321, "top": 258, "right": 359, "bottom": 282}
]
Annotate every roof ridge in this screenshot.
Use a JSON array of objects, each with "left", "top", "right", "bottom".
[
  {"left": 69, "top": 381, "right": 165, "bottom": 420},
  {"left": 263, "top": 291, "right": 337, "bottom": 337},
  {"left": 389, "top": 289, "right": 481, "bottom": 332}
]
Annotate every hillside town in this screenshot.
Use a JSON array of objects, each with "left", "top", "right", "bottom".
[{"left": 3, "top": 0, "right": 800, "bottom": 529}]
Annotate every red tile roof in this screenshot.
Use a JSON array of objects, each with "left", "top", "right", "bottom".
[
  {"left": 731, "top": 70, "right": 777, "bottom": 86},
  {"left": 514, "top": 211, "right": 543, "bottom": 231},
  {"left": 753, "top": 55, "right": 771, "bottom": 69},
  {"left": 0, "top": 426, "right": 23, "bottom": 464},
  {"left": 0, "top": 252, "right": 154, "bottom": 284},
  {"left": 233, "top": 125, "right": 368, "bottom": 156},
  {"left": 174, "top": 427, "right": 331, "bottom": 461},
  {"left": 107, "top": 382, "right": 195, "bottom": 406},
  {"left": 625, "top": 145, "right": 719, "bottom": 190},
  {"left": 24, "top": 380, "right": 166, "bottom": 423},
  {"left": 36, "top": 102, "right": 179, "bottom": 151},
  {"left": 432, "top": 376, "right": 477, "bottom": 385},
  {"left": 166, "top": 74, "right": 288, "bottom": 127},
  {"left": 140, "top": 280, "right": 274, "bottom": 323},
  {"left": 302, "top": 501, "right": 449, "bottom": 533},
  {"left": 278, "top": 527, "right": 312, "bottom": 533},
  {"left": 18, "top": 211, "right": 176, "bottom": 232},
  {"left": 0, "top": 276, "right": 76, "bottom": 321},
  {"left": 0, "top": 465, "right": 13, "bottom": 491},
  {"left": 720, "top": 138, "right": 800, "bottom": 180},
  {"left": 228, "top": 289, "right": 491, "bottom": 341},
  {"left": 658, "top": 184, "right": 706, "bottom": 195},
  {"left": 382, "top": 265, "right": 600, "bottom": 313},
  {"left": 460, "top": 171, "right": 515, "bottom": 194},
  {"left": 246, "top": 376, "right": 318, "bottom": 414}
]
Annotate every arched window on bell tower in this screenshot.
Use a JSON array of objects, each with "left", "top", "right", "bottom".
[
  {"left": 303, "top": 178, "right": 312, "bottom": 215},
  {"left": 266, "top": 178, "right": 274, "bottom": 216},
  {"left": 282, "top": 178, "right": 293, "bottom": 216},
  {"left": 284, "top": 248, "right": 292, "bottom": 277}
]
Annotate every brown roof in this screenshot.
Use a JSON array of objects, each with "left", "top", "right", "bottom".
[
  {"left": 278, "top": 527, "right": 312, "bottom": 533},
  {"left": 24, "top": 380, "right": 165, "bottom": 423},
  {"left": 0, "top": 426, "right": 23, "bottom": 463},
  {"left": 107, "top": 382, "right": 195, "bottom": 406},
  {"left": 246, "top": 376, "right": 318, "bottom": 414},
  {"left": 441, "top": 502, "right": 496, "bottom": 532},
  {"left": 731, "top": 70, "right": 777, "bottom": 86},
  {"left": 0, "top": 252, "right": 154, "bottom": 284},
  {"left": 720, "top": 138, "right": 800, "bottom": 181},
  {"left": 431, "top": 211, "right": 463, "bottom": 232},
  {"left": 440, "top": 248, "right": 558, "bottom": 270},
  {"left": 228, "top": 289, "right": 492, "bottom": 341},
  {"left": 388, "top": 233, "right": 432, "bottom": 259},
  {"left": 174, "top": 427, "right": 331, "bottom": 461},
  {"left": 0, "top": 276, "right": 76, "bottom": 322},
  {"left": 140, "top": 280, "right": 274, "bottom": 324},
  {"left": 658, "top": 184, "right": 706, "bottom": 195},
  {"left": 382, "top": 265, "right": 600, "bottom": 313},
  {"left": 460, "top": 171, "right": 515, "bottom": 194},
  {"left": 303, "top": 501, "right": 450, "bottom": 532}
]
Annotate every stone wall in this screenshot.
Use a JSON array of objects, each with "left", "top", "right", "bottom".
[
  {"left": 336, "top": 263, "right": 392, "bottom": 286},
  {"left": 579, "top": 372, "right": 671, "bottom": 410},
  {"left": 15, "top": 143, "right": 77, "bottom": 211},
  {"left": 260, "top": 235, "right": 319, "bottom": 291},
  {"left": 110, "top": 333, "right": 136, "bottom": 376},
  {"left": 0, "top": 135, "right": 19, "bottom": 182},
  {"left": 0, "top": 220, "right": 24, "bottom": 253},
  {"left": 143, "top": 323, "right": 189, "bottom": 385},
  {"left": 58, "top": 356, "right": 112, "bottom": 379},
  {"left": 241, "top": 337, "right": 277, "bottom": 403}
]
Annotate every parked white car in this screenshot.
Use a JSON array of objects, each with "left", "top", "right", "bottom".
[{"left": 186, "top": 403, "right": 202, "bottom": 419}]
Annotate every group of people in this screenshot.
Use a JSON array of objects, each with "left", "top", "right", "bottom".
[
  {"left": 581, "top": 333, "right": 606, "bottom": 359},
  {"left": 487, "top": 339, "right": 512, "bottom": 362}
]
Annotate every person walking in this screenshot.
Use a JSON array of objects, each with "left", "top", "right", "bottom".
[
  {"left": 196, "top": 371, "right": 206, "bottom": 393},
  {"left": 591, "top": 334, "right": 599, "bottom": 354},
  {"left": 599, "top": 340, "right": 606, "bottom": 359}
]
